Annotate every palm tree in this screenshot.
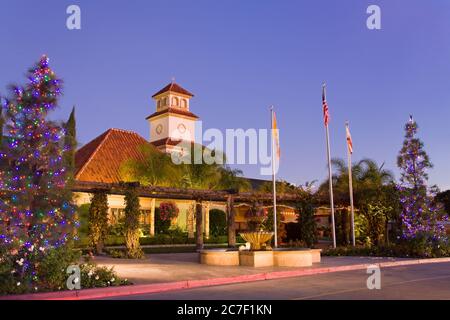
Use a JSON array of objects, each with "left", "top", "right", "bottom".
[
  {"left": 218, "top": 167, "right": 251, "bottom": 192},
  {"left": 318, "top": 157, "right": 396, "bottom": 245},
  {"left": 119, "top": 144, "right": 181, "bottom": 187},
  {"left": 318, "top": 158, "right": 394, "bottom": 207}
]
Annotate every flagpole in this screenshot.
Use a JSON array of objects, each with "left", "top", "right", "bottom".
[
  {"left": 323, "top": 84, "right": 336, "bottom": 249},
  {"left": 271, "top": 106, "right": 278, "bottom": 248},
  {"left": 346, "top": 121, "right": 356, "bottom": 247}
]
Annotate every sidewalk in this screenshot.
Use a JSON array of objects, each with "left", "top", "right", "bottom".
[{"left": 93, "top": 253, "right": 409, "bottom": 285}]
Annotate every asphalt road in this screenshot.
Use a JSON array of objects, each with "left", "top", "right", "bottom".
[{"left": 109, "top": 262, "right": 450, "bottom": 300}]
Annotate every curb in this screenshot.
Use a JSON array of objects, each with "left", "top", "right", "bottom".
[{"left": 3, "top": 257, "right": 450, "bottom": 300}]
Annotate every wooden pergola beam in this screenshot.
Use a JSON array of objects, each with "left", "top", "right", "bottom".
[{"left": 72, "top": 180, "right": 304, "bottom": 203}]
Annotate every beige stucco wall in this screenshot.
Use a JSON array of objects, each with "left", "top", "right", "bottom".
[{"left": 73, "top": 192, "right": 227, "bottom": 234}]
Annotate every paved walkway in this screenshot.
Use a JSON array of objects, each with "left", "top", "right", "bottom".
[{"left": 93, "top": 253, "right": 411, "bottom": 285}]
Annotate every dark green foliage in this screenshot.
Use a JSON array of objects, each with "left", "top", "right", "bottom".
[
  {"left": 124, "top": 184, "right": 144, "bottom": 258},
  {"left": 88, "top": 192, "right": 109, "bottom": 254},
  {"left": 209, "top": 209, "right": 227, "bottom": 236},
  {"left": 284, "top": 222, "right": 301, "bottom": 242},
  {"left": 296, "top": 197, "right": 317, "bottom": 247},
  {"left": 63, "top": 106, "right": 76, "bottom": 184},
  {"left": 76, "top": 203, "right": 90, "bottom": 238},
  {"left": 35, "top": 243, "right": 81, "bottom": 291},
  {"left": 363, "top": 203, "right": 389, "bottom": 246},
  {"left": 155, "top": 208, "right": 170, "bottom": 234},
  {"left": 266, "top": 207, "right": 286, "bottom": 245},
  {"left": 335, "top": 208, "right": 351, "bottom": 245},
  {"left": 0, "top": 243, "right": 128, "bottom": 294},
  {"left": 323, "top": 242, "right": 450, "bottom": 258},
  {"left": 79, "top": 263, "right": 130, "bottom": 288},
  {"left": 437, "top": 190, "right": 450, "bottom": 215}
]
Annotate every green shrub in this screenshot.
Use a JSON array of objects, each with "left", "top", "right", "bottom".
[
  {"left": 109, "top": 221, "right": 125, "bottom": 236},
  {"left": 296, "top": 197, "right": 317, "bottom": 247},
  {"left": 209, "top": 209, "right": 227, "bottom": 236},
  {"left": 323, "top": 241, "right": 450, "bottom": 258},
  {"left": 76, "top": 203, "right": 90, "bottom": 238},
  {"left": 80, "top": 263, "right": 130, "bottom": 288},
  {"left": 88, "top": 192, "right": 109, "bottom": 254},
  {"left": 0, "top": 244, "right": 129, "bottom": 295},
  {"left": 36, "top": 244, "right": 82, "bottom": 292},
  {"left": 266, "top": 207, "right": 286, "bottom": 245},
  {"left": 124, "top": 184, "right": 144, "bottom": 259}
]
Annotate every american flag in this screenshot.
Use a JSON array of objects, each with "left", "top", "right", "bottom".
[{"left": 322, "top": 84, "right": 329, "bottom": 126}]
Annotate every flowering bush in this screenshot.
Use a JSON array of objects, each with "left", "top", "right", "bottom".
[
  {"left": 80, "top": 263, "right": 130, "bottom": 288},
  {"left": 155, "top": 202, "right": 179, "bottom": 234},
  {"left": 0, "top": 245, "right": 129, "bottom": 295},
  {"left": 159, "top": 202, "right": 179, "bottom": 221}
]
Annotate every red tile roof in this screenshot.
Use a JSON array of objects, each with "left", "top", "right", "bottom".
[
  {"left": 152, "top": 82, "right": 194, "bottom": 98},
  {"left": 75, "top": 128, "right": 153, "bottom": 183},
  {"left": 145, "top": 107, "right": 199, "bottom": 120}
]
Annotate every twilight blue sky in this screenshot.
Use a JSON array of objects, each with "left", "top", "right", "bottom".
[{"left": 1, "top": 0, "right": 449, "bottom": 189}]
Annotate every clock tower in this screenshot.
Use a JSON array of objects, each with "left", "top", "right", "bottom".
[{"left": 146, "top": 82, "right": 198, "bottom": 154}]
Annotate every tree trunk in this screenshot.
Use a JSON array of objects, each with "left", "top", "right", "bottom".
[
  {"left": 195, "top": 200, "right": 203, "bottom": 250},
  {"left": 95, "top": 241, "right": 104, "bottom": 255},
  {"left": 227, "top": 196, "right": 236, "bottom": 247}
]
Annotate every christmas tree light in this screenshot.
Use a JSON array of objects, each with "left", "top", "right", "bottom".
[
  {"left": 397, "top": 116, "right": 448, "bottom": 243},
  {"left": 0, "top": 55, "right": 77, "bottom": 291}
]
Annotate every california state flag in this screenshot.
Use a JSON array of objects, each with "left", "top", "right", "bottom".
[
  {"left": 272, "top": 110, "right": 281, "bottom": 162},
  {"left": 346, "top": 123, "right": 353, "bottom": 154}
]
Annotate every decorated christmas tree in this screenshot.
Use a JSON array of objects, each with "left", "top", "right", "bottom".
[
  {"left": 0, "top": 55, "right": 77, "bottom": 291},
  {"left": 397, "top": 116, "right": 448, "bottom": 245}
]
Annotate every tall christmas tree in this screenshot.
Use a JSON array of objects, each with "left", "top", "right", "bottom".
[
  {"left": 397, "top": 116, "right": 448, "bottom": 243},
  {"left": 0, "top": 56, "right": 76, "bottom": 290}
]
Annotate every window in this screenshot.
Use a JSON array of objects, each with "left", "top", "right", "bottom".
[
  {"left": 181, "top": 99, "right": 187, "bottom": 109},
  {"left": 109, "top": 208, "right": 152, "bottom": 225},
  {"left": 109, "top": 208, "right": 125, "bottom": 225},
  {"left": 172, "top": 96, "right": 179, "bottom": 106},
  {"left": 140, "top": 210, "right": 151, "bottom": 225}
]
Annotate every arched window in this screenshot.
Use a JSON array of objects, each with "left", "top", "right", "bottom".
[
  {"left": 172, "top": 97, "right": 179, "bottom": 107},
  {"left": 181, "top": 99, "right": 187, "bottom": 109}
]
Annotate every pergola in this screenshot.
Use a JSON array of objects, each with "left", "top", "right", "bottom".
[{"left": 72, "top": 181, "right": 304, "bottom": 249}]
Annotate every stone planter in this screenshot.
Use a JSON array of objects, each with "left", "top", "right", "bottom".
[
  {"left": 272, "top": 249, "right": 312, "bottom": 267},
  {"left": 199, "top": 249, "right": 239, "bottom": 266},
  {"left": 239, "top": 250, "right": 273, "bottom": 267},
  {"left": 200, "top": 248, "right": 322, "bottom": 268},
  {"left": 310, "top": 249, "right": 322, "bottom": 263}
]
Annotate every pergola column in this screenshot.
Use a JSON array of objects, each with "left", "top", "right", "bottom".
[
  {"left": 149, "top": 198, "right": 156, "bottom": 236},
  {"left": 195, "top": 200, "right": 204, "bottom": 250},
  {"left": 187, "top": 201, "right": 195, "bottom": 239},
  {"left": 204, "top": 202, "right": 210, "bottom": 240},
  {"left": 227, "top": 196, "right": 236, "bottom": 247}
]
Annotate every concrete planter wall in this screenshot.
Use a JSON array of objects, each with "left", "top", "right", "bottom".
[
  {"left": 201, "top": 248, "right": 322, "bottom": 268},
  {"left": 273, "top": 250, "right": 312, "bottom": 267},
  {"left": 239, "top": 251, "right": 274, "bottom": 267},
  {"left": 199, "top": 249, "right": 239, "bottom": 266}
]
